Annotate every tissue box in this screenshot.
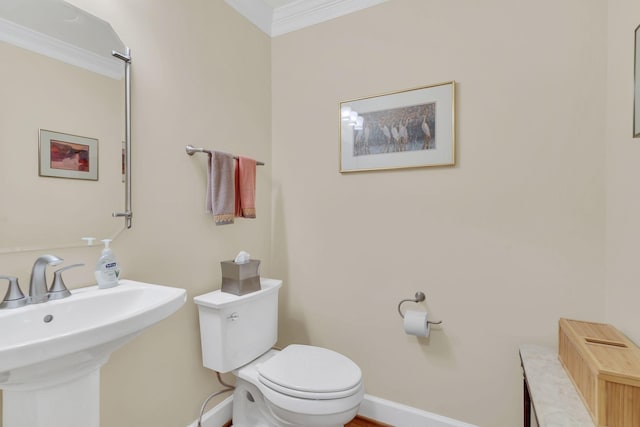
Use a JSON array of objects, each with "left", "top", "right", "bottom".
[
  {"left": 220, "top": 259, "right": 261, "bottom": 295},
  {"left": 559, "top": 318, "right": 640, "bottom": 426}
]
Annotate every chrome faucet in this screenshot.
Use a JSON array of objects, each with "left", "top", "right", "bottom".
[{"left": 28, "top": 254, "right": 63, "bottom": 304}]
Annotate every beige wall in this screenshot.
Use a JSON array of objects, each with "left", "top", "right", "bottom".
[
  {"left": 605, "top": 0, "right": 640, "bottom": 344},
  {"left": 3, "top": 0, "right": 640, "bottom": 426},
  {"left": 271, "top": 0, "right": 606, "bottom": 425}
]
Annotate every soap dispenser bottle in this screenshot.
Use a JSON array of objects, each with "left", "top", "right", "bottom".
[{"left": 95, "top": 239, "right": 120, "bottom": 289}]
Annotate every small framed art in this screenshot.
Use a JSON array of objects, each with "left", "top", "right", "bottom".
[{"left": 39, "top": 129, "right": 98, "bottom": 180}]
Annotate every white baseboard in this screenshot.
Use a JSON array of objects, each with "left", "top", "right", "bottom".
[
  {"left": 358, "top": 394, "right": 478, "bottom": 427},
  {"left": 186, "top": 395, "right": 233, "bottom": 427},
  {"left": 187, "top": 393, "right": 477, "bottom": 427}
]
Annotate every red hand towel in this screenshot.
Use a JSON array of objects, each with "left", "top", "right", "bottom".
[{"left": 235, "top": 156, "right": 256, "bottom": 218}]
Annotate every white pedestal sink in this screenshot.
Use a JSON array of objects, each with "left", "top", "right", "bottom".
[{"left": 0, "top": 279, "right": 186, "bottom": 427}]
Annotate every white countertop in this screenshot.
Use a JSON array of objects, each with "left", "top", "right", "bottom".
[{"left": 519, "top": 344, "right": 594, "bottom": 427}]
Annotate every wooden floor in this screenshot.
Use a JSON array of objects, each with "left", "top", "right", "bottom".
[
  {"left": 225, "top": 415, "right": 393, "bottom": 426},
  {"left": 347, "top": 415, "right": 394, "bottom": 426}
]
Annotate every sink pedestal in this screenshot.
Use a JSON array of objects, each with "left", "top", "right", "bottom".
[{"left": 3, "top": 369, "right": 100, "bottom": 427}]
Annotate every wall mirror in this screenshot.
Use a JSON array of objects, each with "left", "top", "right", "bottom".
[{"left": 0, "top": 0, "right": 131, "bottom": 253}]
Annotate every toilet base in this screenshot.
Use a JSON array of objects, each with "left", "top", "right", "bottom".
[{"left": 231, "top": 378, "right": 358, "bottom": 427}]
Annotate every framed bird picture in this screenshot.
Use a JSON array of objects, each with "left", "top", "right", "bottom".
[
  {"left": 635, "top": 24, "right": 640, "bottom": 138},
  {"left": 339, "top": 81, "right": 456, "bottom": 173}
]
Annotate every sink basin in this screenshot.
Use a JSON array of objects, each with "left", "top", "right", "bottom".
[
  {"left": 0, "top": 279, "right": 186, "bottom": 384},
  {"left": 0, "top": 279, "right": 186, "bottom": 427}
]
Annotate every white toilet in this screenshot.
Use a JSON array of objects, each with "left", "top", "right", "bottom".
[{"left": 194, "top": 278, "right": 364, "bottom": 427}]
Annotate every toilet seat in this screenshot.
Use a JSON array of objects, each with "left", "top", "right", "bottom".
[
  {"left": 235, "top": 346, "right": 365, "bottom": 420},
  {"left": 257, "top": 345, "right": 362, "bottom": 400}
]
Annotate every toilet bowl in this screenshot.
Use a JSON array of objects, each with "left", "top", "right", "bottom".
[
  {"left": 232, "top": 346, "right": 364, "bottom": 426},
  {"left": 194, "top": 279, "right": 364, "bottom": 427}
]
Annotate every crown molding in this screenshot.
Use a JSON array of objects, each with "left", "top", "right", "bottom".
[
  {"left": 0, "top": 17, "right": 124, "bottom": 79},
  {"left": 272, "top": 0, "right": 387, "bottom": 36},
  {"left": 225, "top": 0, "right": 388, "bottom": 37},
  {"left": 224, "top": 0, "right": 274, "bottom": 35}
]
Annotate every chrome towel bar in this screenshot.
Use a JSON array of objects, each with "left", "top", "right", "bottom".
[{"left": 185, "top": 145, "right": 265, "bottom": 166}]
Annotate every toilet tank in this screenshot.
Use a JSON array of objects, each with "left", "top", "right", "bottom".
[{"left": 194, "top": 278, "right": 282, "bottom": 373}]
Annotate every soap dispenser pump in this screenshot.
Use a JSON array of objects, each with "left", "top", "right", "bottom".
[{"left": 95, "top": 239, "right": 120, "bottom": 289}]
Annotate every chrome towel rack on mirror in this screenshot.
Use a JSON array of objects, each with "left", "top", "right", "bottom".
[{"left": 111, "top": 48, "right": 133, "bottom": 229}]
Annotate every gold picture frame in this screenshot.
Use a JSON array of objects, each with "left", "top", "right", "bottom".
[
  {"left": 339, "top": 81, "right": 456, "bottom": 173},
  {"left": 635, "top": 24, "right": 640, "bottom": 138},
  {"left": 39, "top": 129, "right": 98, "bottom": 180}
]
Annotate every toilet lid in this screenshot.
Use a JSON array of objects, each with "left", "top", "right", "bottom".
[{"left": 258, "top": 345, "right": 362, "bottom": 397}]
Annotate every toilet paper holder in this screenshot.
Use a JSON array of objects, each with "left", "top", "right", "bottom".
[{"left": 397, "top": 292, "right": 442, "bottom": 325}]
